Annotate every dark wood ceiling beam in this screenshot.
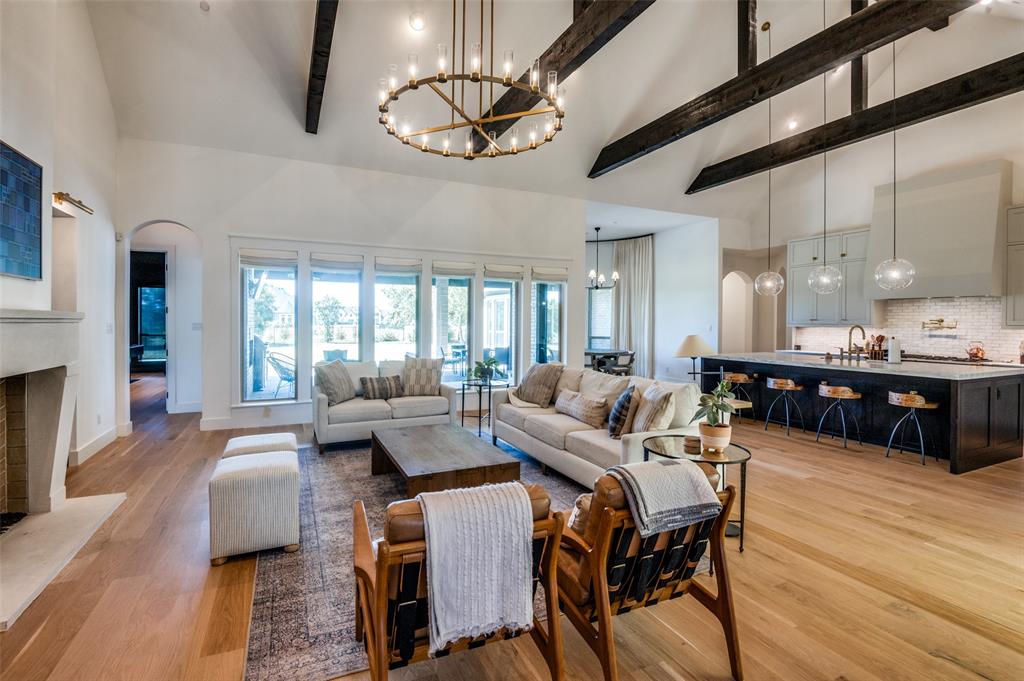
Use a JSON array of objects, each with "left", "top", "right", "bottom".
[
  {"left": 850, "top": 0, "right": 868, "bottom": 112},
  {"left": 927, "top": 17, "right": 950, "bottom": 31},
  {"left": 574, "top": 0, "right": 595, "bottom": 20},
  {"left": 685, "top": 52, "right": 1024, "bottom": 194},
  {"left": 305, "top": 0, "right": 340, "bottom": 134},
  {"left": 738, "top": 0, "right": 757, "bottom": 74},
  {"left": 588, "top": 0, "right": 974, "bottom": 178},
  {"left": 471, "top": 0, "right": 654, "bottom": 152}
]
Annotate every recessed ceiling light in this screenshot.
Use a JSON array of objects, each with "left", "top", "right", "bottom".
[
  {"left": 409, "top": 11, "right": 425, "bottom": 31},
  {"left": 787, "top": 119, "right": 798, "bottom": 130},
  {"left": 199, "top": 0, "right": 210, "bottom": 11}
]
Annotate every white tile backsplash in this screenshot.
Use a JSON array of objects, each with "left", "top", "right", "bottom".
[{"left": 793, "top": 297, "right": 1024, "bottom": 363}]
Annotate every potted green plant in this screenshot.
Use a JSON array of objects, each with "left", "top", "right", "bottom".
[
  {"left": 472, "top": 356, "right": 500, "bottom": 382},
  {"left": 689, "top": 379, "right": 736, "bottom": 452}
]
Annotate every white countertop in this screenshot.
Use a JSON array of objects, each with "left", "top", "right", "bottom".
[{"left": 707, "top": 352, "right": 1024, "bottom": 381}]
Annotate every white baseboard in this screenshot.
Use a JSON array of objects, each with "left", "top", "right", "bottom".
[
  {"left": 166, "top": 401, "right": 201, "bottom": 414},
  {"left": 200, "top": 412, "right": 313, "bottom": 431},
  {"left": 70, "top": 427, "right": 117, "bottom": 466},
  {"left": 116, "top": 421, "right": 133, "bottom": 437}
]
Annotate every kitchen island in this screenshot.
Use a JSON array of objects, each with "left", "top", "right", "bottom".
[{"left": 702, "top": 352, "right": 1024, "bottom": 474}]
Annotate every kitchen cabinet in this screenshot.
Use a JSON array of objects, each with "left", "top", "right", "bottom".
[
  {"left": 1007, "top": 206, "right": 1024, "bottom": 245},
  {"left": 787, "top": 228, "right": 875, "bottom": 326},
  {"left": 1006, "top": 243, "right": 1024, "bottom": 327},
  {"left": 840, "top": 260, "right": 869, "bottom": 323}
]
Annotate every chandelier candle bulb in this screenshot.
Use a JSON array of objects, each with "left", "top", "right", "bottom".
[
  {"left": 530, "top": 59, "right": 540, "bottom": 92},
  {"left": 470, "top": 43, "right": 481, "bottom": 80},
  {"left": 442, "top": 133, "right": 451, "bottom": 156},
  {"left": 407, "top": 53, "right": 419, "bottom": 87},
  {"left": 377, "top": 79, "right": 388, "bottom": 110},
  {"left": 387, "top": 64, "right": 398, "bottom": 98},
  {"left": 464, "top": 132, "right": 474, "bottom": 159},
  {"left": 400, "top": 117, "right": 411, "bottom": 144},
  {"left": 510, "top": 127, "right": 519, "bottom": 154},
  {"left": 503, "top": 50, "right": 514, "bottom": 85},
  {"left": 528, "top": 125, "right": 537, "bottom": 148},
  {"left": 437, "top": 44, "right": 448, "bottom": 80},
  {"left": 547, "top": 70, "right": 557, "bottom": 98}
]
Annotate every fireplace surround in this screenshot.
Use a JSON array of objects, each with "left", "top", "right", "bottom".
[{"left": 0, "top": 309, "right": 125, "bottom": 630}]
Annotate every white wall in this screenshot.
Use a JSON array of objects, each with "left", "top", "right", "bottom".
[
  {"left": 652, "top": 219, "right": 721, "bottom": 382},
  {"left": 131, "top": 223, "right": 203, "bottom": 413},
  {"left": 115, "top": 138, "right": 586, "bottom": 430},
  {"left": 721, "top": 272, "right": 753, "bottom": 353},
  {"left": 1, "top": 0, "right": 120, "bottom": 464}
]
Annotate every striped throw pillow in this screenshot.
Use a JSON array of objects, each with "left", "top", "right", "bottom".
[
  {"left": 631, "top": 384, "right": 676, "bottom": 433},
  {"left": 361, "top": 375, "right": 404, "bottom": 400},
  {"left": 555, "top": 389, "right": 608, "bottom": 429},
  {"left": 314, "top": 360, "right": 356, "bottom": 406},
  {"left": 608, "top": 385, "right": 637, "bottom": 439},
  {"left": 404, "top": 357, "right": 442, "bottom": 396}
]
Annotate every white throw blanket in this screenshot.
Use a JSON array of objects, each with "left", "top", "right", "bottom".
[
  {"left": 416, "top": 482, "right": 535, "bottom": 655},
  {"left": 607, "top": 460, "right": 722, "bottom": 537}
]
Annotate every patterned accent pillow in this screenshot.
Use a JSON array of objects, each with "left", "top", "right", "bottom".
[
  {"left": 404, "top": 357, "right": 442, "bottom": 396},
  {"left": 517, "top": 363, "right": 563, "bottom": 408},
  {"left": 314, "top": 360, "right": 356, "bottom": 406},
  {"left": 361, "top": 375, "right": 404, "bottom": 400},
  {"left": 608, "top": 385, "right": 636, "bottom": 439},
  {"left": 555, "top": 389, "right": 608, "bottom": 429},
  {"left": 631, "top": 384, "right": 676, "bottom": 433}
]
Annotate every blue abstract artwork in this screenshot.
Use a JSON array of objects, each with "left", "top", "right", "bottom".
[{"left": 1, "top": 141, "right": 43, "bottom": 280}]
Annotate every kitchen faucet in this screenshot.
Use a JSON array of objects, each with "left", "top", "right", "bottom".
[{"left": 848, "top": 324, "right": 867, "bottom": 353}]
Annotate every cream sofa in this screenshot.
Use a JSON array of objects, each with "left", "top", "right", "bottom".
[
  {"left": 492, "top": 368, "right": 711, "bottom": 489},
  {"left": 313, "top": 360, "right": 458, "bottom": 452}
]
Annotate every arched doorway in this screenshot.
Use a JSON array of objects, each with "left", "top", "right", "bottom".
[
  {"left": 721, "top": 271, "right": 754, "bottom": 353},
  {"left": 115, "top": 220, "right": 202, "bottom": 432}
]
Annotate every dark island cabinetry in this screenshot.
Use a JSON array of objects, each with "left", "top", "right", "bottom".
[{"left": 702, "top": 356, "right": 1024, "bottom": 474}]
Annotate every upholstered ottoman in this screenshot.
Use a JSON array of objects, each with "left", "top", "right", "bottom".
[
  {"left": 222, "top": 432, "right": 298, "bottom": 458},
  {"left": 209, "top": 451, "right": 300, "bottom": 565}
]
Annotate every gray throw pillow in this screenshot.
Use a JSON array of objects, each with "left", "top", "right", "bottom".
[
  {"left": 404, "top": 357, "right": 443, "bottom": 396},
  {"left": 517, "top": 363, "right": 563, "bottom": 408},
  {"left": 361, "top": 375, "right": 404, "bottom": 400},
  {"left": 314, "top": 360, "right": 356, "bottom": 406}
]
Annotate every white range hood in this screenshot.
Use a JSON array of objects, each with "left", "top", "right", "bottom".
[{"left": 866, "top": 159, "right": 1012, "bottom": 300}]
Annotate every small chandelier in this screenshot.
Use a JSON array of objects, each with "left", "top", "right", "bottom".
[
  {"left": 377, "top": 0, "right": 564, "bottom": 159},
  {"left": 875, "top": 40, "right": 915, "bottom": 291},
  {"left": 808, "top": 4, "right": 842, "bottom": 296},
  {"left": 588, "top": 227, "right": 618, "bottom": 289},
  {"left": 755, "top": 21, "right": 783, "bottom": 297}
]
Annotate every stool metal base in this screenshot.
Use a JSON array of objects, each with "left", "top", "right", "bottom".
[
  {"left": 815, "top": 398, "right": 862, "bottom": 448},
  {"left": 885, "top": 408, "right": 940, "bottom": 465},
  {"left": 733, "top": 384, "right": 756, "bottom": 420},
  {"left": 764, "top": 391, "right": 806, "bottom": 435}
]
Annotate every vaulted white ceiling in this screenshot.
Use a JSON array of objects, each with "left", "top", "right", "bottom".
[{"left": 87, "top": 0, "right": 1024, "bottom": 245}]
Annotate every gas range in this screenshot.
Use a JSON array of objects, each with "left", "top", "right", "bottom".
[{"left": 901, "top": 353, "right": 991, "bottom": 365}]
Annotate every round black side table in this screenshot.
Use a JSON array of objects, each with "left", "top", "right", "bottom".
[
  {"left": 641, "top": 436, "right": 751, "bottom": 552},
  {"left": 461, "top": 379, "right": 509, "bottom": 437}
]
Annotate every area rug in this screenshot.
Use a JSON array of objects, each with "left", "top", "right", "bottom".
[{"left": 244, "top": 437, "right": 587, "bottom": 681}]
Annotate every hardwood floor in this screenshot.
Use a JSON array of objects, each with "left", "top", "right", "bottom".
[{"left": 1, "top": 382, "right": 1021, "bottom": 681}]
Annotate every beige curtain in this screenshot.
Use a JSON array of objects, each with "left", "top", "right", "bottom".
[{"left": 613, "top": 236, "right": 654, "bottom": 378}]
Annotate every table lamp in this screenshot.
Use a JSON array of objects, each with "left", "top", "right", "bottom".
[{"left": 675, "top": 335, "right": 715, "bottom": 378}]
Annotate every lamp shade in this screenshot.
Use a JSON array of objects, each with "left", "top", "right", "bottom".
[{"left": 675, "top": 335, "right": 714, "bottom": 358}]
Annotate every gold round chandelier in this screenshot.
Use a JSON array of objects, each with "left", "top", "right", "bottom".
[{"left": 377, "top": 0, "right": 564, "bottom": 159}]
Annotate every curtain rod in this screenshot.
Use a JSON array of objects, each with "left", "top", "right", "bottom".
[{"left": 584, "top": 232, "right": 655, "bottom": 244}]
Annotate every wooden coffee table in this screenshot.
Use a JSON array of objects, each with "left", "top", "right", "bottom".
[{"left": 370, "top": 424, "right": 520, "bottom": 496}]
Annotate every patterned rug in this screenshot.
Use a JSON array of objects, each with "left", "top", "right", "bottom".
[{"left": 244, "top": 436, "right": 587, "bottom": 681}]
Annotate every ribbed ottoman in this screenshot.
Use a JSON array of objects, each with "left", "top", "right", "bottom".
[
  {"left": 222, "top": 432, "right": 298, "bottom": 458},
  {"left": 209, "top": 451, "right": 300, "bottom": 565}
]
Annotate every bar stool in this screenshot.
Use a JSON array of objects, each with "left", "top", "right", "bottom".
[
  {"left": 886, "top": 391, "right": 940, "bottom": 465},
  {"left": 764, "top": 377, "right": 805, "bottom": 435},
  {"left": 725, "top": 373, "right": 757, "bottom": 420},
  {"left": 815, "top": 384, "right": 863, "bottom": 448}
]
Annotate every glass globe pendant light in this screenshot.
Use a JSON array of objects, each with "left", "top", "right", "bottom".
[
  {"left": 875, "top": 41, "right": 915, "bottom": 291},
  {"left": 807, "top": 4, "right": 842, "bottom": 296},
  {"left": 755, "top": 21, "right": 784, "bottom": 297}
]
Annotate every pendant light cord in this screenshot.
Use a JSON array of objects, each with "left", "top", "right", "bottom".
[
  {"left": 765, "top": 22, "right": 773, "bottom": 273},
  {"left": 821, "top": 0, "right": 828, "bottom": 250},
  {"left": 892, "top": 40, "right": 898, "bottom": 260}
]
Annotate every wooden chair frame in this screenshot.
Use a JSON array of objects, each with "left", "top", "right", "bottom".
[
  {"left": 353, "top": 500, "right": 566, "bottom": 681},
  {"left": 553, "top": 487, "right": 742, "bottom": 681}
]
